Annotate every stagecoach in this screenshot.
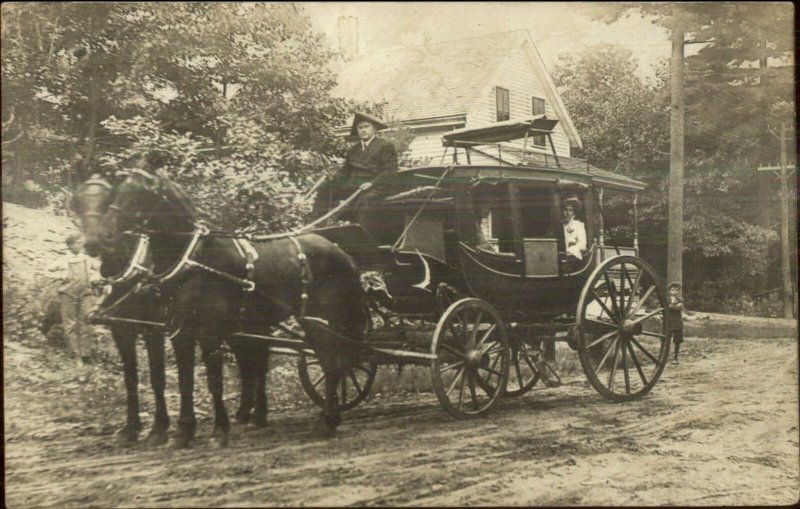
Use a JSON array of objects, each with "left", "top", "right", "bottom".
[
  {"left": 289, "top": 116, "right": 671, "bottom": 418},
  {"left": 83, "top": 116, "right": 670, "bottom": 433}
]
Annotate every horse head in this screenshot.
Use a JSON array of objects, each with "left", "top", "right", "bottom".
[
  {"left": 101, "top": 165, "right": 199, "bottom": 243},
  {"left": 72, "top": 174, "right": 114, "bottom": 257}
]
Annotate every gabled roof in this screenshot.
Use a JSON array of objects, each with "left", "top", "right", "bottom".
[{"left": 333, "top": 30, "right": 582, "bottom": 148}]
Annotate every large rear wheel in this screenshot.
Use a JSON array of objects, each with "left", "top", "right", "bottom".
[
  {"left": 430, "top": 298, "right": 510, "bottom": 419},
  {"left": 577, "top": 256, "right": 669, "bottom": 401}
]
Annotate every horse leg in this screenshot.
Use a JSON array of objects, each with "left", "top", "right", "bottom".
[
  {"left": 201, "top": 339, "right": 230, "bottom": 447},
  {"left": 229, "top": 341, "right": 254, "bottom": 424},
  {"left": 113, "top": 327, "right": 142, "bottom": 444},
  {"left": 171, "top": 337, "right": 197, "bottom": 449},
  {"left": 144, "top": 332, "right": 169, "bottom": 446},
  {"left": 251, "top": 345, "right": 270, "bottom": 428}
]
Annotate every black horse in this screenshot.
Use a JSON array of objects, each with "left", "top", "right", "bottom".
[
  {"left": 76, "top": 175, "right": 278, "bottom": 447},
  {"left": 72, "top": 176, "right": 170, "bottom": 446},
  {"left": 95, "top": 164, "right": 368, "bottom": 443}
]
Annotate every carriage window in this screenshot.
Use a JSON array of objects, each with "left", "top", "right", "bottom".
[
  {"left": 496, "top": 87, "right": 510, "bottom": 122},
  {"left": 474, "top": 185, "right": 514, "bottom": 253},
  {"left": 519, "top": 187, "right": 552, "bottom": 238}
]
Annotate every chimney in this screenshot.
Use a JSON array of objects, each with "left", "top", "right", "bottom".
[{"left": 338, "top": 16, "right": 359, "bottom": 60}]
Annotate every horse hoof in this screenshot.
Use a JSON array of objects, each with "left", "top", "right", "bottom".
[
  {"left": 146, "top": 430, "right": 169, "bottom": 447},
  {"left": 115, "top": 427, "right": 139, "bottom": 445},
  {"left": 234, "top": 411, "right": 251, "bottom": 425},
  {"left": 171, "top": 433, "right": 193, "bottom": 449},
  {"left": 209, "top": 432, "right": 229, "bottom": 448}
]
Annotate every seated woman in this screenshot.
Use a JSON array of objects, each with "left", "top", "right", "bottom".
[{"left": 560, "top": 195, "right": 587, "bottom": 271}]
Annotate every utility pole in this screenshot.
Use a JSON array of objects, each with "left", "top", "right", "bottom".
[
  {"left": 668, "top": 20, "right": 685, "bottom": 288},
  {"left": 758, "top": 122, "right": 796, "bottom": 319}
]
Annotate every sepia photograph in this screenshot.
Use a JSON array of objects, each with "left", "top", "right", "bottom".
[{"left": 3, "top": 2, "right": 798, "bottom": 506}]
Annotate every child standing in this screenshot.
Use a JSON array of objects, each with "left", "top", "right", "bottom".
[
  {"left": 667, "top": 282, "right": 684, "bottom": 364},
  {"left": 45, "top": 233, "right": 103, "bottom": 370}
]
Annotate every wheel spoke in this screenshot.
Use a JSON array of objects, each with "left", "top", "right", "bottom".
[
  {"left": 589, "top": 290, "right": 617, "bottom": 321},
  {"left": 439, "top": 359, "right": 464, "bottom": 374},
  {"left": 457, "top": 369, "right": 468, "bottom": 409},
  {"left": 585, "top": 318, "right": 618, "bottom": 330},
  {"left": 626, "top": 340, "right": 649, "bottom": 386},
  {"left": 628, "top": 285, "right": 655, "bottom": 317},
  {"left": 629, "top": 335, "right": 660, "bottom": 365},
  {"left": 619, "top": 263, "right": 627, "bottom": 314},
  {"left": 470, "top": 311, "right": 483, "bottom": 346},
  {"left": 630, "top": 307, "right": 664, "bottom": 326},
  {"left": 478, "top": 365, "right": 503, "bottom": 378},
  {"left": 312, "top": 373, "right": 325, "bottom": 388},
  {"left": 621, "top": 338, "right": 631, "bottom": 394},
  {"left": 440, "top": 341, "right": 464, "bottom": 357},
  {"left": 479, "top": 342, "right": 504, "bottom": 356},
  {"left": 603, "top": 272, "right": 622, "bottom": 318},
  {"left": 606, "top": 337, "right": 621, "bottom": 389},
  {"left": 446, "top": 367, "right": 466, "bottom": 397},
  {"left": 593, "top": 336, "right": 620, "bottom": 376},
  {"left": 467, "top": 372, "right": 479, "bottom": 410},
  {"left": 476, "top": 324, "right": 498, "bottom": 347},
  {"left": 639, "top": 330, "right": 666, "bottom": 339},
  {"left": 624, "top": 268, "right": 644, "bottom": 317},
  {"left": 585, "top": 329, "right": 619, "bottom": 350}
]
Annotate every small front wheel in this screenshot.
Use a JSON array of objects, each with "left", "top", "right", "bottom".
[
  {"left": 430, "top": 298, "right": 510, "bottom": 419},
  {"left": 297, "top": 356, "right": 378, "bottom": 411}
]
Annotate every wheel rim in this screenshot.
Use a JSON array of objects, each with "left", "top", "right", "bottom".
[
  {"left": 577, "top": 256, "right": 669, "bottom": 401},
  {"left": 297, "top": 356, "right": 377, "bottom": 411},
  {"left": 431, "top": 298, "right": 510, "bottom": 419}
]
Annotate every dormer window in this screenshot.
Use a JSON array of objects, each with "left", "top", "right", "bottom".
[
  {"left": 496, "top": 87, "right": 510, "bottom": 121},
  {"left": 531, "top": 96, "right": 546, "bottom": 146}
]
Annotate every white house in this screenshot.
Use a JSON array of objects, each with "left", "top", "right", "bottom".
[{"left": 333, "top": 28, "right": 583, "bottom": 166}]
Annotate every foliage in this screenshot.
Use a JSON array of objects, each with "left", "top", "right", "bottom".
[
  {"left": 553, "top": 41, "right": 781, "bottom": 309},
  {"left": 552, "top": 44, "right": 669, "bottom": 179},
  {"left": 1, "top": 3, "right": 388, "bottom": 232}
]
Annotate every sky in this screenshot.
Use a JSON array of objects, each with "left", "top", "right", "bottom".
[{"left": 301, "top": 2, "right": 672, "bottom": 82}]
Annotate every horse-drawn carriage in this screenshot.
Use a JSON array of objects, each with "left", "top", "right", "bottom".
[
  {"left": 293, "top": 116, "right": 670, "bottom": 418},
  {"left": 77, "top": 116, "right": 669, "bottom": 442}
]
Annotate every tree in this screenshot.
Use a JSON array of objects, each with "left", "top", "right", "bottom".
[
  {"left": 553, "top": 40, "right": 779, "bottom": 312},
  {"left": 552, "top": 44, "right": 669, "bottom": 180},
  {"left": 2, "top": 3, "right": 373, "bottom": 232}
]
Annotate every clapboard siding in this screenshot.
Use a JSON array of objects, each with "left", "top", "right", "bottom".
[{"left": 466, "top": 49, "right": 571, "bottom": 157}]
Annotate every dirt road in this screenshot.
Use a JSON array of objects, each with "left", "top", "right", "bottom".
[{"left": 5, "top": 335, "right": 799, "bottom": 507}]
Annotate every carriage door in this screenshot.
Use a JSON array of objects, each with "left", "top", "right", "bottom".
[{"left": 516, "top": 183, "right": 559, "bottom": 277}]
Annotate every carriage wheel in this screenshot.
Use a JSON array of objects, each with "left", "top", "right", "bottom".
[
  {"left": 475, "top": 335, "right": 540, "bottom": 397},
  {"left": 431, "top": 298, "right": 510, "bottom": 419},
  {"left": 297, "top": 356, "right": 378, "bottom": 411},
  {"left": 504, "top": 340, "right": 541, "bottom": 397},
  {"left": 577, "top": 256, "right": 669, "bottom": 402}
]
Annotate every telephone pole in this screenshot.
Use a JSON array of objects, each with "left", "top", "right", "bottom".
[
  {"left": 667, "top": 21, "right": 685, "bottom": 288},
  {"left": 758, "top": 122, "right": 796, "bottom": 318}
]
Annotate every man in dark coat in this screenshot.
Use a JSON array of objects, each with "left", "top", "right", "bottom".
[{"left": 313, "top": 112, "right": 399, "bottom": 240}]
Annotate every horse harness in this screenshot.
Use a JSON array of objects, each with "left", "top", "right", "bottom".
[{"left": 100, "top": 222, "right": 314, "bottom": 334}]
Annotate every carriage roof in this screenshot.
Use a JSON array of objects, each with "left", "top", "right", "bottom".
[{"left": 396, "top": 116, "right": 645, "bottom": 193}]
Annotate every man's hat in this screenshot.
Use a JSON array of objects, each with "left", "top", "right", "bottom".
[
  {"left": 350, "top": 111, "right": 389, "bottom": 136},
  {"left": 562, "top": 195, "right": 582, "bottom": 209},
  {"left": 668, "top": 281, "right": 682, "bottom": 289}
]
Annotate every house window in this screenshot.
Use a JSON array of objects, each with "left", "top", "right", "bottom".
[
  {"left": 496, "top": 87, "right": 510, "bottom": 121},
  {"left": 531, "top": 96, "right": 547, "bottom": 147}
]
